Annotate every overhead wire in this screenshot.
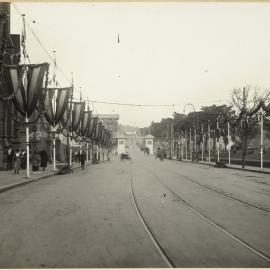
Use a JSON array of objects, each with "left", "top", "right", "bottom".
[
  {"left": 10, "top": 3, "right": 228, "bottom": 110},
  {"left": 11, "top": 3, "right": 72, "bottom": 86}
]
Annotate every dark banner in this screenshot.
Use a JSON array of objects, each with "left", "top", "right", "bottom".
[
  {"left": 4, "top": 63, "right": 49, "bottom": 117},
  {"left": 43, "top": 87, "right": 71, "bottom": 127},
  {"left": 72, "top": 102, "right": 85, "bottom": 132}
]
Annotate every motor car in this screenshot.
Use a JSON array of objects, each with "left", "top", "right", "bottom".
[
  {"left": 120, "top": 152, "right": 131, "bottom": 160},
  {"left": 144, "top": 147, "right": 150, "bottom": 154}
]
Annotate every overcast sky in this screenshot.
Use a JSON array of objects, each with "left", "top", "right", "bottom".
[{"left": 10, "top": 2, "right": 270, "bottom": 127}]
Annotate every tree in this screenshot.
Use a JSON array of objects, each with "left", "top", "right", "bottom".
[
  {"left": 231, "top": 86, "right": 270, "bottom": 168},
  {"left": 231, "top": 85, "right": 270, "bottom": 113}
]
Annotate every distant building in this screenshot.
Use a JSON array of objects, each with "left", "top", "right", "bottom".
[{"left": 98, "top": 114, "right": 119, "bottom": 135}]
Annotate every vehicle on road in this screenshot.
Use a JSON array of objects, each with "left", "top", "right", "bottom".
[
  {"left": 156, "top": 148, "right": 166, "bottom": 161},
  {"left": 120, "top": 152, "right": 131, "bottom": 160}
]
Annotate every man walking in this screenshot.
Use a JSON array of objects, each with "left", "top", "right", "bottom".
[{"left": 80, "top": 150, "right": 86, "bottom": 170}]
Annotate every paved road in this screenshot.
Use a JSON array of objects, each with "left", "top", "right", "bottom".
[{"left": 0, "top": 147, "right": 269, "bottom": 267}]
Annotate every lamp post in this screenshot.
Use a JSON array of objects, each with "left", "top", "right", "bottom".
[
  {"left": 258, "top": 108, "right": 264, "bottom": 169},
  {"left": 184, "top": 103, "right": 198, "bottom": 162}
]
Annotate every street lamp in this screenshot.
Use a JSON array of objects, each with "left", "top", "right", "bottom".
[{"left": 183, "top": 103, "right": 198, "bottom": 161}]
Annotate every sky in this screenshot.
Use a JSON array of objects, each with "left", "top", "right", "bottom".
[{"left": 10, "top": 2, "right": 270, "bottom": 127}]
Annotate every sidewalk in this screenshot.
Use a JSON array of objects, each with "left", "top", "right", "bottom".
[
  {"left": 0, "top": 162, "right": 83, "bottom": 193},
  {"left": 179, "top": 158, "right": 270, "bottom": 174}
]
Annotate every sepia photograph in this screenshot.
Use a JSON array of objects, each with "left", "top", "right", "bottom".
[{"left": 0, "top": 1, "right": 270, "bottom": 268}]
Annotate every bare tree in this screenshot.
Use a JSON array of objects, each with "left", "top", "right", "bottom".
[
  {"left": 231, "top": 85, "right": 270, "bottom": 113},
  {"left": 230, "top": 85, "right": 270, "bottom": 168}
]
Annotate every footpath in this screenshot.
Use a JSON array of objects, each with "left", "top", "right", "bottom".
[
  {"left": 0, "top": 162, "right": 83, "bottom": 194},
  {"left": 178, "top": 158, "right": 270, "bottom": 174}
]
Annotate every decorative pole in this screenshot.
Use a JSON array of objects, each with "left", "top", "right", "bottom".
[
  {"left": 259, "top": 108, "right": 264, "bottom": 169},
  {"left": 208, "top": 120, "right": 211, "bottom": 163},
  {"left": 189, "top": 128, "right": 192, "bottom": 161},
  {"left": 217, "top": 117, "right": 220, "bottom": 163},
  {"left": 178, "top": 132, "right": 181, "bottom": 160},
  {"left": 79, "top": 87, "right": 82, "bottom": 153},
  {"left": 52, "top": 51, "right": 57, "bottom": 172},
  {"left": 181, "top": 131, "right": 184, "bottom": 160},
  {"left": 185, "top": 130, "right": 187, "bottom": 160},
  {"left": 227, "top": 121, "right": 231, "bottom": 165},
  {"left": 21, "top": 14, "right": 30, "bottom": 178},
  {"left": 170, "top": 121, "right": 173, "bottom": 159},
  {"left": 194, "top": 126, "right": 197, "bottom": 161},
  {"left": 86, "top": 100, "right": 90, "bottom": 163},
  {"left": 69, "top": 73, "right": 74, "bottom": 166},
  {"left": 201, "top": 123, "right": 204, "bottom": 162}
]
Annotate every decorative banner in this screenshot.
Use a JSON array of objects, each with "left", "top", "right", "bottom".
[
  {"left": 4, "top": 63, "right": 49, "bottom": 117},
  {"left": 60, "top": 108, "right": 70, "bottom": 135},
  {"left": 43, "top": 87, "right": 71, "bottom": 127},
  {"left": 94, "top": 121, "right": 101, "bottom": 142},
  {"left": 97, "top": 123, "right": 104, "bottom": 144},
  {"left": 81, "top": 110, "right": 92, "bottom": 137},
  {"left": 91, "top": 117, "right": 99, "bottom": 140},
  {"left": 72, "top": 102, "right": 85, "bottom": 132},
  {"left": 86, "top": 116, "right": 95, "bottom": 139}
]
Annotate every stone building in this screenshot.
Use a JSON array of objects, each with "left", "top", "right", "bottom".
[{"left": 0, "top": 2, "right": 22, "bottom": 170}]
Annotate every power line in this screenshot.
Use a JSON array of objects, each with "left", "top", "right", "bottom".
[
  {"left": 71, "top": 98, "right": 227, "bottom": 107},
  {"left": 12, "top": 3, "right": 72, "bottom": 85}
]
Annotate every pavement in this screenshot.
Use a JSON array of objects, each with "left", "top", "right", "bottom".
[
  {"left": 0, "top": 161, "right": 90, "bottom": 193},
  {"left": 176, "top": 158, "right": 270, "bottom": 174}
]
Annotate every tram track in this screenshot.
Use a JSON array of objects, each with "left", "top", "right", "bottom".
[
  {"left": 130, "top": 174, "right": 175, "bottom": 268},
  {"left": 144, "top": 165, "right": 270, "bottom": 265},
  {"left": 129, "top": 161, "right": 270, "bottom": 266},
  {"left": 166, "top": 166, "right": 270, "bottom": 214}
]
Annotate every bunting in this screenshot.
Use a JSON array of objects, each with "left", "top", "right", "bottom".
[
  {"left": 43, "top": 87, "right": 71, "bottom": 127},
  {"left": 81, "top": 111, "right": 92, "bottom": 137},
  {"left": 72, "top": 102, "right": 85, "bottom": 132},
  {"left": 4, "top": 63, "right": 49, "bottom": 117}
]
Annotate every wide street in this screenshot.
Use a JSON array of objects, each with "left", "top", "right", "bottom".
[{"left": 0, "top": 146, "right": 269, "bottom": 268}]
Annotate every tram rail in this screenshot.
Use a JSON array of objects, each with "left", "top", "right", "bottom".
[{"left": 130, "top": 162, "right": 270, "bottom": 266}]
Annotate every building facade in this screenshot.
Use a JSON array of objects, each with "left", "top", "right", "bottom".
[{"left": 0, "top": 2, "right": 22, "bottom": 170}]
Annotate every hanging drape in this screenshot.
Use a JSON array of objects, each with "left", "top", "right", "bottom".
[
  {"left": 72, "top": 102, "right": 85, "bottom": 132},
  {"left": 43, "top": 87, "right": 71, "bottom": 127},
  {"left": 4, "top": 63, "right": 49, "bottom": 117},
  {"left": 81, "top": 110, "right": 92, "bottom": 137}
]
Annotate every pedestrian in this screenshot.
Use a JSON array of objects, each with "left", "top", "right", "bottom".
[
  {"left": 74, "top": 152, "right": 78, "bottom": 163},
  {"left": 13, "top": 149, "right": 21, "bottom": 174},
  {"left": 7, "top": 146, "right": 14, "bottom": 170},
  {"left": 32, "top": 150, "right": 41, "bottom": 174},
  {"left": 80, "top": 150, "right": 86, "bottom": 170},
  {"left": 20, "top": 149, "right": 26, "bottom": 169},
  {"left": 40, "top": 150, "right": 48, "bottom": 171}
]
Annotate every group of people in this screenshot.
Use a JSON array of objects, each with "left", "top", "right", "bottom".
[
  {"left": 156, "top": 147, "right": 165, "bottom": 161},
  {"left": 7, "top": 147, "right": 48, "bottom": 174},
  {"left": 74, "top": 150, "right": 87, "bottom": 169}
]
